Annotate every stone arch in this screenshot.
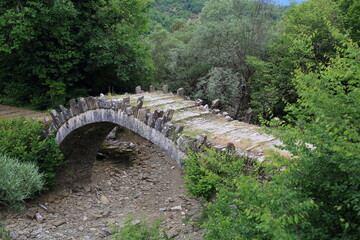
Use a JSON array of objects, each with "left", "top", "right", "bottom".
[{"left": 50, "top": 97, "right": 187, "bottom": 183}]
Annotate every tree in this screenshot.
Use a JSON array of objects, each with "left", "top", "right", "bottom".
[
  {"left": 249, "top": 0, "right": 345, "bottom": 121},
  {"left": 0, "top": 0, "right": 153, "bottom": 109},
  {"left": 277, "top": 25, "right": 360, "bottom": 239}
]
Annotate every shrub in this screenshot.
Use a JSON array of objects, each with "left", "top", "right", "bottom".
[
  {"left": 183, "top": 149, "right": 316, "bottom": 239},
  {"left": 182, "top": 148, "right": 249, "bottom": 200},
  {"left": 0, "top": 118, "right": 65, "bottom": 186},
  {"left": 203, "top": 175, "right": 316, "bottom": 240},
  {"left": 110, "top": 216, "right": 171, "bottom": 240},
  {"left": 0, "top": 154, "right": 44, "bottom": 209}
]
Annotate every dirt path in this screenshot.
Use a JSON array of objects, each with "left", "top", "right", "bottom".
[
  {"left": 0, "top": 104, "right": 48, "bottom": 120},
  {"left": 1, "top": 132, "right": 203, "bottom": 240}
]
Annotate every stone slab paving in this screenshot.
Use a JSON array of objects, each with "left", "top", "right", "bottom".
[{"left": 111, "top": 91, "right": 285, "bottom": 159}]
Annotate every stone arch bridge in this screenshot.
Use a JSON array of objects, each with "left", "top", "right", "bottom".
[{"left": 50, "top": 86, "right": 283, "bottom": 183}]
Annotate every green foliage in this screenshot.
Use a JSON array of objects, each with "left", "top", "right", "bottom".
[
  {"left": 204, "top": 176, "right": 316, "bottom": 240},
  {"left": 276, "top": 25, "right": 360, "bottom": 239},
  {"left": 0, "top": 118, "right": 65, "bottom": 186},
  {"left": 337, "top": 0, "right": 360, "bottom": 42},
  {"left": 183, "top": 148, "right": 248, "bottom": 200},
  {"left": 183, "top": 149, "right": 317, "bottom": 239},
  {"left": 195, "top": 67, "right": 243, "bottom": 115},
  {"left": 249, "top": 0, "right": 345, "bottom": 122},
  {"left": 149, "top": 0, "right": 207, "bottom": 29},
  {"left": 0, "top": 221, "right": 10, "bottom": 240},
  {"left": 149, "top": 0, "right": 279, "bottom": 119},
  {"left": 0, "top": 0, "right": 153, "bottom": 109},
  {"left": 110, "top": 216, "right": 171, "bottom": 240},
  {"left": 0, "top": 154, "right": 44, "bottom": 209}
]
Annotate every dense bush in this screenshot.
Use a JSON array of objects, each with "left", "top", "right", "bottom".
[
  {"left": 0, "top": 118, "right": 65, "bottom": 186},
  {"left": 183, "top": 148, "right": 248, "bottom": 200},
  {"left": 110, "top": 216, "right": 171, "bottom": 240},
  {"left": 183, "top": 149, "right": 316, "bottom": 239},
  {"left": 0, "top": 154, "right": 44, "bottom": 209}
]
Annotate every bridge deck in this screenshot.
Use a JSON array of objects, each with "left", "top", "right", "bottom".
[{"left": 111, "top": 92, "right": 286, "bottom": 161}]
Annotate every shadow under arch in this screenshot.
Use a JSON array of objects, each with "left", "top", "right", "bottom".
[{"left": 55, "top": 109, "right": 186, "bottom": 183}]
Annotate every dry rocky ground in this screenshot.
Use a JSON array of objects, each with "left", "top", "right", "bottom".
[{"left": 0, "top": 131, "right": 204, "bottom": 240}]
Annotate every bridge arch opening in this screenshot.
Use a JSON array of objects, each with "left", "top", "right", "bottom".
[{"left": 55, "top": 109, "right": 186, "bottom": 184}]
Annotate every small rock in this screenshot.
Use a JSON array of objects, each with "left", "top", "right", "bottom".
[
  {"left": 35, "top": 212, "right": 43, "bottom": 223},
  {"left": 132, "top": 219, "right": 141, "bottom": 225},
  {"left": 225, "top": 116, "right": 233, "bottom": 121},
  {"left": 159, "top": 208, "right": 167, "bottom": 211},
  {"left": 53, "top": 220, "right": 66, "bottom": 227},
  {"left": 100, "top": 195, "right": 110, "bottom": 204},
  {"left": 168, "top": 228, "right": 181, "bottom": 238},
  {"left": 170, "top": 206, "right": 182, "bottom": 211},
  {"left": 211, "top": 99, "right": 220, "bottom": 109},
  {"left": 38, "top": 204, "right": 48, "bottom": 212},
  {"left": 26, "top": 210, "right": 36, "bottom": 220}
]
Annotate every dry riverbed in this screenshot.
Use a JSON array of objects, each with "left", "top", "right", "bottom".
[{"left": 0, "top": 131, "right": 203, "bottom": 240}]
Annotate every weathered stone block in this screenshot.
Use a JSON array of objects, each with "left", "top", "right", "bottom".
[
  {"left": 136, "top": 96, "right": 144, "bottom": 109},
  {"left": 98, "top": 99, "right": 112, "bottom": 109},
  {"left": 59, "top": 112, "right": 66, "bottom": 125},
  {"left": 155, "top": 117, "right": 164, "bottom": 132},
  {"left": 147, "top": 109, "right": 163, "bottom": 128},
  {"left": 164, "top": 108, "right": 174, "bottom": 122},
  {"left": 85, "top": 97, "right": 98, "bottom": 110},
  {"left": 211, "top": 109, "right": 220, "bottom": 114},
  {"left": 226, "top": 142, "right": 236, "bottom": 151},
  {"left": 137, "top": 96, "right": 144, "bottom": 102},
  {"left": 123, "top": 97, "right": 130, "bottom": 104},
  {"left": 195, "top": 134, "right": 207, "bottom": 149},
  {"left": 150, "top": 85, "right": 155, "bottom": 92},
  {"left": 100, "top": 93, "right": 106, "bottom": 100},
  {"left": 244, "top": 108, "right": 253, "bottom": 123},
  {"left": 177, "top": 88, "right": 185, "bottom": 97},
  {"left": 77, "top": 97, "right": 89, "bottom": 112},
  {"left": 174, "top": 125, "right": 184, "bottom": 134},
  {"left": 50, "top": 110, "right": 61, "bottom": 128},
  {"left": 162, "top": 122, "right": 174, "bottom": 137},
  {"left": 195, "top": 99, "right": 203, "bottom": 106},
  {"left": 163, "top": 85, "right": 169, "bottom": 94},
  {"left": 135, "top": 86, "right": 142, "bottom": 94},
  {"left": 59, "top": 105, "right": 72, "bottom": 120},
  {"left": 211, "top": 99, "right": 220, "bottom": 109},
  {"left": 137, "top": 108, "right": 150, "bottom": 122},
  {"left": 225, "top": 116, "right": 233, "bottom": 121},
  {"left": 126, "top": 106, "right": 135, "bottom": 116},
  {"left": 69, "top": 99, "right": 81, "bottom": 116}
]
